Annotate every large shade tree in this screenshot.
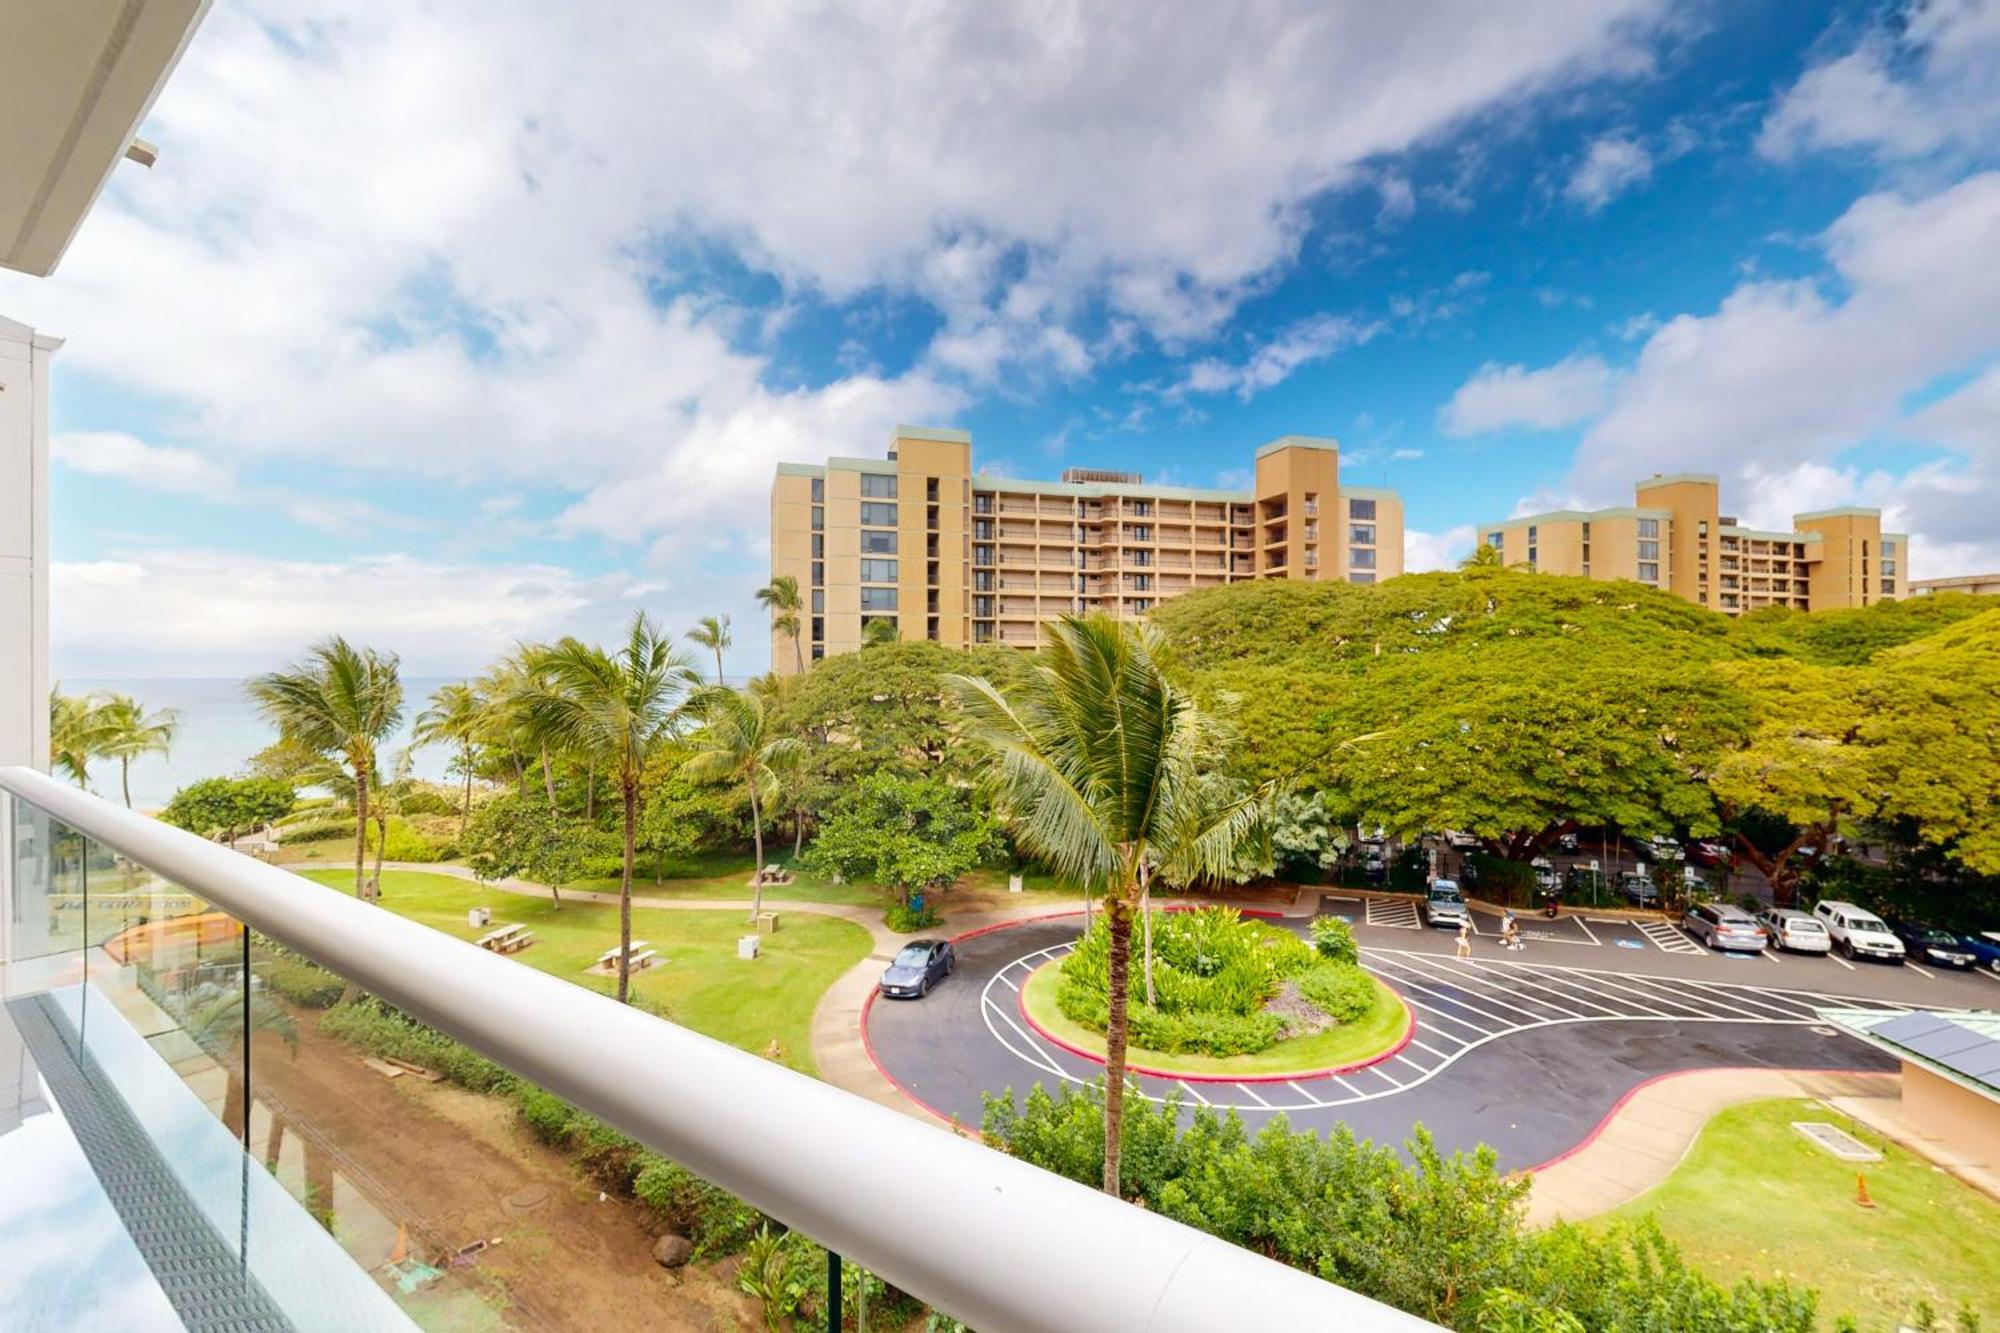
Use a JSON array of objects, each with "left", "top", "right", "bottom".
[
  {"left": 529, "top": 614, "right": 701, "bottom": 1002},
  {"left": 682, "top": 688, "right": 805, "bottom": 924},
  {"left": 247, "top": 639, "right": 404, "bottom": 898},
  {"left": 951, "top": 614, "right": 1270, "bottom": 1196}
]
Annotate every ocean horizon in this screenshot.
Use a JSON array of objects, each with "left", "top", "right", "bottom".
[{"left": 64, "top": 677, "right": 459, "bottom": 811}]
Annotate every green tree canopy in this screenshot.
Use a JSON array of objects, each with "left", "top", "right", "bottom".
[
  {"left": 464, "top": 791, "right": 598, "bottom": 906},
  {"left": 802, "top": 772, "right": 1004, "bottom": 907},
  {"left": 161, "top": 776, "right": 297, "bottom": 847}
]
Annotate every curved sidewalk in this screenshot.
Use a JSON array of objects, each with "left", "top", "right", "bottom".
[{"left": 1523, "top": 1067, "right": 1896, "bottom": 1225}]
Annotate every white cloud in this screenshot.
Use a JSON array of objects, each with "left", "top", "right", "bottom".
[
  {"left": 52, "top": 431, "right": 231, "bottom": 495},
  {"left": 1565, "top": 134, "right": 1652, "bottom": 211},
  {"left": 1759, "top": 0, "right": 2000, "bottom": 163},
  {"left": 1573, "top": 173, "right": 2000, "bottom": 488},
  {"left": 50, "top": 549, "right": 719, "bottom": 677},
  {"left": 1439, "top": 354, "right": 1614, "bottom": 435},
  {"left": 1175, "top": 315, "right": 1378, "bottom": 401},
  {"left": 1405, "top": 524, "right": 1477, "bottom": 572}
]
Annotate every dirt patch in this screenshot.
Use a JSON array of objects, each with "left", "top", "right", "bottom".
[
  {"left": 1264, "top": 979, "right": 1336, "bottom": 1040},
  {"left": 248, "top": 1014, "right": 760, "bottom": 1330}
]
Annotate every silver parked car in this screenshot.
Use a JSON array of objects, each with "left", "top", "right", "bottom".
[
  {"left": 1420, "top": 879, "right": 1470, "bottom": 930},
  {"left": 1758, "top": 908, "right": 1831, "bottom": 954},
  {"left": 1682, "top": 902, "right": 1768, "bottom": 953}
]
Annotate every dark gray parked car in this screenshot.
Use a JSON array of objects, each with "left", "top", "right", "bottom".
[{"left": 879, "top": 939, "right": 955, "bottom": 999}]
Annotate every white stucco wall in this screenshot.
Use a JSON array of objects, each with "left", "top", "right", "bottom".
[{"left": 0, "top": 316, "right": 53, "bottom": 775}]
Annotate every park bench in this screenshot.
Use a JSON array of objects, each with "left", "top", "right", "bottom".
[{"left": 476, "top": 923, "right": 534, "bottom": 953}]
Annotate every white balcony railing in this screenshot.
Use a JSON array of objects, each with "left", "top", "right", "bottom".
[{"left": 0, "top": 766, "right": 1430, "bottom": 1333}]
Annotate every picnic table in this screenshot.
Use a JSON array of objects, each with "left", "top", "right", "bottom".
[
  {"left": 596, "top": 939, "right": 658, "bottom": 971},
  {"left": 476, "top": 923, "right": 534, "bottom": 954}
]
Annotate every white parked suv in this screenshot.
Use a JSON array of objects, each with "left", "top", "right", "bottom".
[{"left": 1811, "top": 901, "right": 1905, "bottom": 964}]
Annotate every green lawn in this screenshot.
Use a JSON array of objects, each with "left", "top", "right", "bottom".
[
  {"left": 1019, "top": 961, "right": 1410, "bottom": 1079},
  {"left": 1598, "top": 1097, "right": 2000, "bottom": 1329},
  {"left": 297, "top": 868, "right": 872, "bottom": 1077}
]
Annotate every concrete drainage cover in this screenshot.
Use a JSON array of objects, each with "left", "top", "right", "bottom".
[
  {"left": 505, "top": 1186, "right": 550, "bottom": 1213},
  {"left": 1790, "top": 1121, "right": 1882, "bottom": 1162}
]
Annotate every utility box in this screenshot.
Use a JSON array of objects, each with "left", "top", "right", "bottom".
[
  {"left": 737, "top": 935, "right": 760, "bottom": 961},
  {"left": 467, "top": 907, "right": 491, "bottom": 929},
  {"left": 1009, "top": 874, "right": 1023, "bottom": 894}
]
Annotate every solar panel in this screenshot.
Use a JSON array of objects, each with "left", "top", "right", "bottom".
[{"left": 1869, "top": 1012, "right": 2000, "bottom": 1094}]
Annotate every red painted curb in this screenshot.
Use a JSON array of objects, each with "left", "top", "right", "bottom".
[
  {"left": 1523, "top": 1065, "right": 1897, "bottom": 1175},
  {"left": 1013, "top": 959, "right": 1417, "bottom": 1085},
  {"left": 857, "top": 984, "right": 968, "bottom": 1130}
]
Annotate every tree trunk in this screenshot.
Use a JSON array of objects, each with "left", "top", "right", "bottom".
[
  {"left": 121, "top": 758, "right": 133, "bottom": 809},
  {"left": 713, "top": 648, "right": 725, "bottom": 686},
  {"left": 585, "top": 761, "right": 596, "bottom": 822},
  {"left": 748, "top": 780, "right": 766, "bottom": 924},
  {"left": 459, "top": 743, "right": 473, "bottom": 838},
  {"left": 1140, "top": 863, "right": 1156, "bottom": 1009},
  {"left": 264, "top": 1114, "right": 287, "bottom": 1173},
  {"left": 793, "top": 630, "right": 804, "bottom": 677},
  {"left": 793, "top": 809, "right": 804, "bottom": 858},
  {"left": 371, "top": 811, "right": 388, "bottom": 896},
  {"left": 617, "top": 782, "right": 636, "bottom": 1004},
  {"left": 1102, "top": 892, "right": 1134, "bottom": 1196},
  {"left": 541, "top": 746, "right": 557, "bottom": 809},
  {"left": 352, "top": 762, "right": 370, "bottom": 898}
]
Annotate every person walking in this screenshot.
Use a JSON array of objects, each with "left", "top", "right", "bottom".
[
  {"left": 1501, "top": 908, "right": 1524, "bottom": 952},
  {"left": 1455, "top": 918, "right": 1473, "bottom": 960}
]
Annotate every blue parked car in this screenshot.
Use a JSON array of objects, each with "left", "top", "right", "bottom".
[{"left": 1957, "top": 930, "right": 2000, "bottom": 976}]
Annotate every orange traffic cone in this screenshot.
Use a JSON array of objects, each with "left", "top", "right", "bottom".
[{"left": 1855, "top": 1172, "right": 1875, "bottom": 1209}]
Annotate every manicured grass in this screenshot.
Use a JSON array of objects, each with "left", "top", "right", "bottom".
[
  {"left": 567, "top": 856, "right": 1080, "bottom": 911},
  {"left": 297, "top": 869, "right": 872, "bottom": 1077},
  {"left": 1597, "top": 1097, "right": 2000, "bottom": 1328},
  {"left": 1019, "top": 961, "right": 1409, "bottom": 1079}
]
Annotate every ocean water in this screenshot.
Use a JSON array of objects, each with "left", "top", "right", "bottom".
[{"left": 64, "top": 677, "right": 458, "bottom": 812}]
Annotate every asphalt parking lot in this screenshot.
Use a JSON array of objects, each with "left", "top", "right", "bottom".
[{"left": 864, "top": 899, "right": 1996, "bottom": 1168}]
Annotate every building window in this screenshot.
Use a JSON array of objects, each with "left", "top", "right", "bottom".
[
  {"left": 811, "top": 644, "right": 825, "bottom": 660},
  {"left": 1637, "top": 519, "right": 1659, "bottom": 538},
  {"left": 926, "top": 477, "right": 939, "bottom": 502},
  {"left": 860, "top": 502, "right": 897, "bottom": 527},
  {"left": 1131, "top": 598, "right": 1152, "bottom": 612},
  {"left": 860, "top": 530, "right": 897, "bottom": 554},
  {"left": 1350, "top": 498, "right": 1377, "bottom": 521},
  {"left": 811, "top": 534, "right": 824, "bottom": 559},
  {"left": 974, "top": 495, "right": 993, "bottom": 514},
  {"left": 1350, "top": 547, "right": 1376, "bottom": 570},
  {"left": 860, "top": 587, "right": 899, "bottom": 612},
  {"left": 974, "top": 571, "right": 993, "bottom": 591},
  {"left": 1131, "top": 550, "right": 1152, "bottom": 567},
  {"left": 1638, "top": 562, "right": 1660, "bottom": 582},
  {"left": 974, "top": 596, "right": 994, "bottom": 618},
  {"left": 811, "top": 506, "right": 824, "bottom": 531},
  {"left": 810, "top": 561, "right": 824, "bottom": 586},
  {"left": 1637, "top": 541, "right": 1659, "bottom": 560},
  {"left": 1131, "top": 525, "right": 1151, "bottom": 542},
  {"left": 1527, "top": 548, "right": 1537, "bottom": 566},
  {"left": 1485, "top": 531, "right": 1504, "bottom": 549},
  {"left": 811, "top": 589, "right": 824, "bottom": 614},
  {"left": 1881, "top": 578, "right": 1895, "bottom": 595},
  {"left": 1132, "top": 573, "right": 1152, "bottom": 591},
  {"left": 1349, "top": 572, "right": 1375, "bottom": 585},
  {"left": 1882, "top": 539, "right": 1897, "bottom": 557},
  {"left": 860, "top": 558, "right": 898, "bottom": 583},
  {"left": 973, "top": 520, "right": 994, "bottom": 540},
  {"left": 974, "top": 544, "right": 993, "bottom": 565},
  {"left": 1881, "top": 558, "right": 1896, "bottom": 575},
  {"left": 810, "top": 477, "right": 824, "bottom": 502},
  {"left": 1350, "top": 523, "right": 1375, "bottom": 546},
  {"left": 861, "top": 474, "right": 898, "bottom": 499},
  {"left": 810, "top": 616, "right": 824, "bottom": 642},
  {"left": 1131, "top": 500, "right": 1151, "bottom": 517}
]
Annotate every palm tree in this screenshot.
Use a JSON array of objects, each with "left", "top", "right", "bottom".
[
  {"left": 413, "top": 681, "right": 484, "bottom": 836},
  {"left": 688, "top": 614, "right": 733, "bottom": 685},
  {"left": 529, "top": 613, "right": 701, "bottom": 1003},
  {"left": 951, "top": 614, "right": 1270, "bottom": 1197},
  {"left": 682, "top": 689, "right": 805, "bottom": 924},
  {"left": 247, "top": 639, "right": 405, "bottom": 899},
  {"left": 756, "top": 576, "right": 805, "bottom": 676},
  {"left": 95, "top": 694, "right": 180, "bottom": 809},
  {"left": 48, "top": 687, "right": 115, "bottom": 788}
]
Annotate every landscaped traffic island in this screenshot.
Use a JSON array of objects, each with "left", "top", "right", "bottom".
[{"left": 1020, "top": 908, "right": 1409, "bottom": 1079}]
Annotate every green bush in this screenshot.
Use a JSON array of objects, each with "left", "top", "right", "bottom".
[
  {"left": 1297, "top": 961, "right": 1376, "bottom": 1024},
  {"left": 632, "top": 1154, "right": 768, "bottom": 1257},
  {"left": 283, "top": 818, "right": 354, "bottom": 844},
  {"left": 260, "top": 956, "right": 344, "bottom": 1009},
  {"left": 320, "top": 999, "right": 515, "bottom": 1093},
  {"left": 1309, "top": 914, "right": 1358, "bottom": 963},
  {"left": 983, "top": 1083, "right": 1817, "bottom": 1331},
  {"left": 515, "top": 1086, "right": 577, "bottom": 1145},
  {"left": 884, "top": 899, "right": 942, "bottom": 933}
]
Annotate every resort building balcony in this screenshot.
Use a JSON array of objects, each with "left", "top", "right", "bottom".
[{"left": 0, "top": 768, "right": 1426, "bottom": 1332}]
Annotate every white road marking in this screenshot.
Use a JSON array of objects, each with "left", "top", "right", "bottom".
[
  {"left": 1827, "top": 951, "right": 1856, "bottom": 971},
  {"left": 1394, "top": 1054, "right": 1427, "bottom": 1075},
  {"left": 1407, "top": 1036, "right": 1458, "bottom": 1059},
  {"left": 1177, "top": 1080, "right": 1210, "bottom": 1107},
  {"left": 1366, "top": 897, "right": 1422, "bottom": 930},
  {"left": 1386, "top": 954, "right": 1583, "bottom": 1023},
  {"left": 1635, "top": 919, "right": 1704, "bottom": 955},
  {"left": 1573, "top": 917, "right": 1601, "bottom": 946},
  {"left": 1234, "top": 1082, "right": 1272, "bottom": 1107},
  {"left": 1286, "top": 1080, "right": 1316, "bottom": 1101},
  {"left": 1905, "top": 960, "right": 1935, "bottom": 980},
  {"left": 998, "top": 974, "right": 1020, "bottom": 991},
  {"left": 1978, "top": 969, "right": 2000, "bottom": 986}
]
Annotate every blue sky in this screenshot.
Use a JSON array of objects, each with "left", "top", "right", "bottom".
[{"left": 5, "top": 0, "right": 1997, "bottom": 679}]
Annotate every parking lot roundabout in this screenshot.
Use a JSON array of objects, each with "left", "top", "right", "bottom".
[{"left": 860, "top": 904, "right": 2000, "bottom": 1169}]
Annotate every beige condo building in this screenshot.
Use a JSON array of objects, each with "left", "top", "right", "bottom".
[
  {"left": 1477, "top": 473, "right": 1908, "bottom": 614},
  {"left": 769, "top": 426, "right": 1404, "bottom": 669}
]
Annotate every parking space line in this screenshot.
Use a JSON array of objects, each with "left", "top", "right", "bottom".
[
  {"left": 1286, "top": 1080, "right": 1316, "bottom": 1101},
  {"left": 1365, "top": 1065, "right": 1403, "bottom": 1089},
  {"left": 998, "top": 973, "right": 1020, "bottom": 991},
  {"left": 1905, "top": 960, "right": 1936, "bottom": 980},
  {"left": 1407, "top": 1036, "right": 1458, "bottom": 1059},
  {"left": 1393, "top": 1054, "right": 1427, "bottom": 1076},
  {"left": 1573, "top": 917, "right": 1601, "bottom": 946},
  {"left": 1826, "top": 951, "right": 1856, "bottom": 970},
  {"left": 1177, "top": 1080, "right": 1211, "bottom": 1107},
  {"left": 1330, "top": 1074, "right": 1365, "bottom": 1098},
  {"left": 1234, "top": 1082, "right": 1272, "bottom": 1107}
]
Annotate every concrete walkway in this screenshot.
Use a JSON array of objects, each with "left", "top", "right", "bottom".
[{"left": 1523, "top": 1067, "right": 1897, "bottom": 1226}]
